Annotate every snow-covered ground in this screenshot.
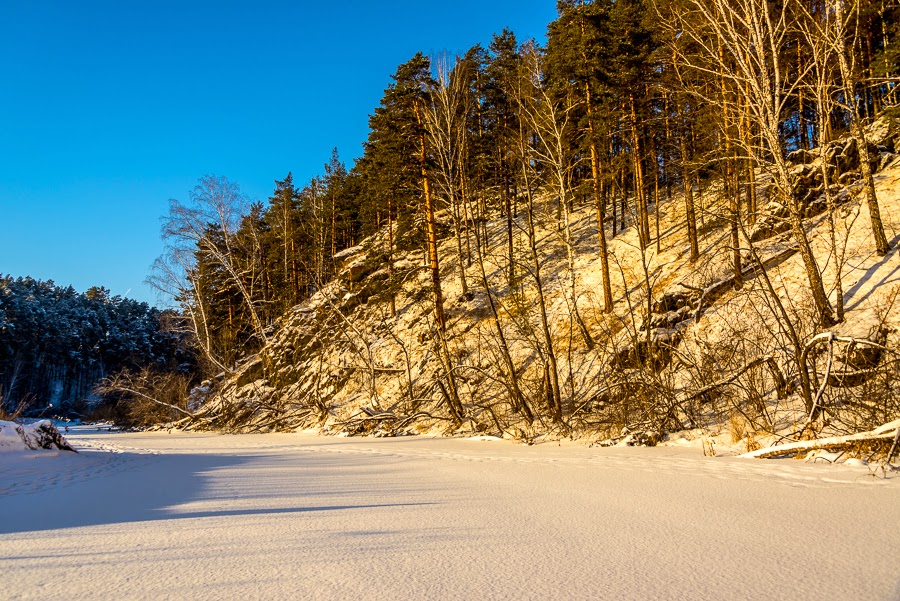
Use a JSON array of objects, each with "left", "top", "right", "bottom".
[{"left": 1, "top": 428, "right": 898, "bottom": 600}]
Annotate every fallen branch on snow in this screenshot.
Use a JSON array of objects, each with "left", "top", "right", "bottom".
[
  {"left": 741, "top": 419, "right": 900, "bottom": 459},
  {"left": 109, "top": 386, "right": 196, "bottom": 419}
]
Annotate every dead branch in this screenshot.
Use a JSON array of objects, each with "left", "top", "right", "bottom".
[
  {"left": 681, "top": 355, "right": 787, "bottom": 404},
  {"left": 99, "top": 383, "right": 196, "bottom": 419},
  {"left": 742, "top": 419, "right": 900, "bottom": 459}
]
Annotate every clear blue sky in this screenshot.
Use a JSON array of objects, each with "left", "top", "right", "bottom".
[{"left": 0, "top": 1, "right": 556, "bottom": 306}]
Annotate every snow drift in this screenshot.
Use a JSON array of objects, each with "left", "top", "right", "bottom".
[{"left": 0, "top": 420, "right": 77, "bottom": 453}]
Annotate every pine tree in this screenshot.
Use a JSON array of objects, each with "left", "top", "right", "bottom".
[
  {"left": 546, "top": 0, "right": 616, "bottom": 312},
  {"left": 323, "top": 148, "right": 353, "bottom": 265},
  {"left": 264, "top": 173, "right": 302, "bottom": 311},
  {"left": 484, "top": 29, "right": 521, "bottom": 285}
]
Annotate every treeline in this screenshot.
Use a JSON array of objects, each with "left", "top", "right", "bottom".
[
  {"left": 155, "top": 0, "right": 898, "bottom": 383},
  {"left": 0, "top": 276, "right": 191, "bottom": 416}
]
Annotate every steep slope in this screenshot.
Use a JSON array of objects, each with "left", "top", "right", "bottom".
[{"left": 192, "top": 118, "right": 900, "bottom": 453}]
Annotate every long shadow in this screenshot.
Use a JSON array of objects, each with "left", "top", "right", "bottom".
[
  {"left": 0, "top": 448, "right": 435, "bottom": 535},
  {"left": 164, "top": 504, "right": 432, "bottom": 521},
  {"left": 842, "top": 233, "right": 900, "bottom": 311}
]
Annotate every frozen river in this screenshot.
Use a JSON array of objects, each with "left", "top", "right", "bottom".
[{"left": 1, "top": 428, "right": 898, "bottom": 600}]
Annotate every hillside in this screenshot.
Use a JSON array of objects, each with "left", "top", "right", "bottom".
[{"left": 183, "top": 116, "right": 900, "bottom": 458}]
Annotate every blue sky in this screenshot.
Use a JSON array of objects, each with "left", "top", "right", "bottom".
[{"left": 0, "top": 1, "right": 556, "bottom": 306}]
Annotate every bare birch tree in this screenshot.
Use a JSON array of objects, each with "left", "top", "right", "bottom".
[
  {"left": 664, "top": 0, "right": 836, "bottom": 326},
  {"left": 798, "top": 2, "right": 848, "bottom": 321},
  {"left": 518, "top": 45, "right": 595, "bottom": 351},
  {"left": 149, "top": 176, "right": 270, "bottom": 373},
  {"left": 424, "top": 54, "right": 470, "bottom": 298},
  {"left": 828, "top": 0, "right": 890, "bottom": 255}
]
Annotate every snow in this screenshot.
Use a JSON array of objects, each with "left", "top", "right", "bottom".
[
  {"left": 0, "top": 420, "right": 73, "bottom": 452},
  {"left": 1, "top": 428, "right": 898, "bottom": 600},
  {"left": 0, "top": 421, "right": 25, "bottom": 452}
]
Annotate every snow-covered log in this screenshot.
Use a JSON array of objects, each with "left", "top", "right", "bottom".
[{"left": 741, "top": 419, "right": 900, "bottom": 459}]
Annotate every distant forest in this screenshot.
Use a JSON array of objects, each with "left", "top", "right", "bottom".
[{"left": 0, "top": 276, "right": 191, "bottom": 416}]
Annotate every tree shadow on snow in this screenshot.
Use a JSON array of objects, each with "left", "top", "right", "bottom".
[
  {"left": 0, "top": 449, "right": 435, "bottom": 535},
  {"left": 842, "top": 232, "right": 900, "bottom": 311}
]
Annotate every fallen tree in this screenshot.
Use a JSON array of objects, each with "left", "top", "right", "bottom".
[{"left": 741, "top": 419, "right": 900, "bottom": 460}]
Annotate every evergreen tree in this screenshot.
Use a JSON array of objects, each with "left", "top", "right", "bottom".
[
  {"left": 323, "top": 148, "right": 355, "bottom": 263},
  {"left": 484, "top": 29, "right": 521, "bottom": 284},
  {"left": 264, "top": 173, "right": 302, "bottom": 310},
  {"left": 0, "top": 276, "right": 191, "bottom": 415},
  {"left": 546, "top": 0, "right": 617, "bottom": 312}
]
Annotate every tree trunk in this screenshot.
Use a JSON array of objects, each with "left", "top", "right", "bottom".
[
  {"left": 521, "top": 159, "right": 562, "bottom": 420},
  {"left": 502, "top": 151, "right": 516, "bottom": 286},
  {"left": 718, "top": 45, "right": 742, "bottom": 288},
  {"left": 679, "top": 109, "right": 700, "bottom": 262},
  {"left": 387, "top": 198, "right": 396, "bottom": 317},
  {"left": 834, "top": 0, "right": 890, "bottom": 255},
  {"left": 415, "top": 103, "right": 447, "bottom": 328},
  {"left": 472, "top": 198, "right": 533, "bottom": 421},
  {"left": 782, "top": 173, "right": 836, "bottom": 327},
  {"left": 452, "top": 187, "right": 469, "bottom": 297},
  {"left": 587, "top": 92, "right": 614, "bottom": 313},
  {"left": 630, "top": 95, "right": 649, "bottom": 249}
]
